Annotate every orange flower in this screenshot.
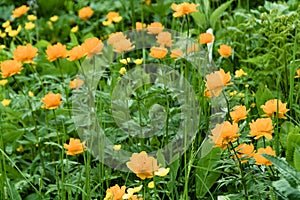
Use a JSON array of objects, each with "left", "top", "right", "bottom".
[
  {"left": 199, "top": 33, "right": 213, "bottom": 45},
  {"left": 12, "top": 5, "right": 29, "bottom": 18},
  {"left": 260, "top": 99, "right": 289, "bottom": 119},
  {"left": 113, "top": 38, "right": 135, "bottom": 53},
  {"left": 253, "top": 146, "right": 276, "bottom": 166},
  {"left": 234, "top": 143, "right": 255, "bottom": 163},
  {"left": 187, "top": 43, "right": 199, "bottom": 54},
  {"left": 230, "top": 105, "right": 249, "bottom": 123},
  {"left": 150, "top": 46, "right": 168, "bottom": 59},
  {"left": 147, "top": 22, "right": 164, "bottom": 34},
  {"left": 205, "top": 68, "right": 231, "bottom": 97},
  {"left": 105, "top": 184, "right": 126, "bottom": 200},
  {"left": 46, "top": 43, "right": 67, "bottom": 62},
  {"left": 0, "top": 60, "right": 23, "bottom": 78},
  {"left": 81, "top": 37, "right": 104, "bottom": 58},
  {"left": 249, "top": 118, "right": 273, "bottom": 140},
  {"left": 78, "top": 6, "right": 94, "bottom": 20},
  {"left": 136, "top": 22, "right": 146, "bottom": 31},
  {"left": 209, "top": 121, "right": 240, "bottom": 149},
  {"left": 106, "top": 11, "right": 122, "bottom": 22},
  {"left": 63, "top": 138, "right": 86, "bottom": 156},
  {"left": 41, "top": 92, "right": 62, "bottom": 109},
  {"left": 171, "top": 2, "right": 199, "bottom": 17},
  {"left": 295, "top": 69, "right": 300, "bottom": 78},
  {"left": 67, "top": 46, "right": 86, "bottom": 61},
  {"left": 69, "top": 78, "right": 84, "bottom": 89},
  {"left": 170, "top": 48, "right": 184, "bottom": 59},
  {"left": 218, "top": 44, "right": 232, "bottom": 58},
  {"left": 107, "top": 32, "right": 127, "bottom": 45},
  {"left": 156, "top": 31, "right": 172, "bottom": 47},
  {"left": 203, "top": 89, "right": 212, "bottom": 98},
  {"left": 14, "top": 44, "right": 38, "bottom": 63},
  {"left": 126, "top": 151, "right": 160, "bottom": 180}
]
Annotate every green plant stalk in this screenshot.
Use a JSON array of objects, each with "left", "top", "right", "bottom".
[
  {"left": 0, "top": 112, "right": 6, "bottom": 200},
  {"left": 289, "top": 27, "right": 297, "bottom": 117},
  {"left": 229, "top": 143, "right": 248, "bottom": 200}
]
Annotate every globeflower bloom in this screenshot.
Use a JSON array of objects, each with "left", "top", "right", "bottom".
[
  {"left": 104, "top": 184, "right": 126, "bottom": 200},
  {"left": 205, "top": 68, "right": 231, "bottom": 97},
  {"left": 295, "top": 69, "right": 300, "bottom": 78},
  {"left": 135, "top": 22, "right": 146, "bottom": 31},
  {"left": 209, "top": 121, "right": 240, "bottom": 149},
  {"left": 126, "top": 151, "right": 160, "bottom": 180},
  {"left": 78, "top": 6, "right": 94, "bottom": 20},
  {"left": 249, "top": 118, "right": 273, "bottom": 140},
  {"left": 235, "top": 68, "right": 247, "bottom": 77},
  {"left": 171, "top": 2, "right": 199, "bottom": 17},
  {"left": 12, "top": 5, "right": 29, "bottom": 18},
  {"left": 0, "top": 60, "right": 23, "bottom": 78},
  {"left": 122, "top": 185, "right": 143, "bottom": 200},
  {"left": 67, "top": 46, "right": 86, "bottom": 61},
  {"left": 46, "top": 43, "right": 67, "bottom": 62},
  {"left": 260, "top": 99, "right": 289, "bottom": 119},
  {"left": 8, "top": 25, "right": 21, "bottom": 37},
  {"left": 170, "top": 48, "right": 184, "bottom": 59},
  {"left": 41, "top": 92, "right": 62, "bottom": 109},
  {"left": 230, "top": 105, "right": 249, "bottom": 123},
  {"left": 199, "top": 33, "right": 213, "bottom": 45},
  {"left": 69, "top": 78, "right": 84, "bottom": 89},
  {"left": 13, "top": 44, "right": 38, "bottom": 63},
  {"left": 25, "top": 22, "right": 35, "bottom": 30},
  {"left": 218, "top": 44, "right": 232, "bottom": 58},
  {"left": 234, "top": 143, "right": 255, "bottom": 163},
  {"left": 1, "top": 99, "right": 11, "bottom": 107},
  {"left": 253, "top": 146, "right": 276, "bottom": 166},
  {"left": 156, "top": 31, "right": 172, "bottom": 47},
  {"left": 150, "top": 46, "right": 168, "bottom": 59},
  {"left": 63, "top": 138, "right": 86, "bottom": 156},
  {"left": 103, "top": 11, "right": 122, "bottom": 26},
  {"left": 147, "top": 22, "right": 164, "bottom": 34},
  {"left": 81, "top": 37, "right": 103, "bottom": 58}
]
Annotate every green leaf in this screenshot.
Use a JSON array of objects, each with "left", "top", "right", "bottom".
[
  {"left": 210, "top": 0, "right": 233, "bottom": 29},
  {"left": 255, "top": 84, "right": 274, "bottom": 115},
  {"left": 7, "top": 179, "right": 22, "bottom": 200},
  {"left": 156, "top": 149, "right": 166, "bottom": 167},
  {"left": 294, "top": 148, "right": 300, "bottom": 171},
  {"left": 286, "top": 126, "right": 300, "bottom": 166},
  {"left": 191, "top": 12, "right": 207, "bottom": 29}
]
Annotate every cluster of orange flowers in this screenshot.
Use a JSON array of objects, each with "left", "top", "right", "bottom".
[
  {"left": 107, "top": 32, "right": 135, "bottom": 54},
  {"left": 104, "top": 184, "right": 143, "bottom": 200},
  {"left": 209, "top": 98, "right": 289, "bottom": 165}
]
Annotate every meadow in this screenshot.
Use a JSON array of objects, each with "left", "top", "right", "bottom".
[{"left": 0, "top": 0, "right": 300, "bottom": 199}]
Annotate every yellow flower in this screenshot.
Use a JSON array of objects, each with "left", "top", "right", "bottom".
[
  {"left": 50, "top": 15, "right": 58, "bottom": 22},
  {"left": 12, "top": 5, "right": 29, "bottom": 18},
  {"left": 154, "top": 167, "right": 170, "bottom": 177},
  {"left": 113, "top": 145, "right": 121, "bottom": 151},
  {"left": 150, "top": 46, "right": 168, "bottom": 59},
  {"left": 170, "top": 48, "right": 184, "bottom": 59},
  {"left": 260, "top": 99, "right": 289, "bottom": 119},
  {"left": 27, "top": 14, "right": 37, "bottom": 21},
  {"left": 209, "top": 121, "right": 240, "bottom": 149},
  {"left": 103, "top": 11, "right": 122, "bottom": 25},
  {"left": 105, "top": 184, "right": 126, "bottom": 200},
  {"left": 1, "top": 99, "right": 11, "bottom": 106},
  {"left": 230, "top": 105, "right": 249, "bottom": 123},
  {"left": 41, "top": 92, "right": 62, "bottom": 109},
  {"left": 235, "top": 69, "right": 247, "bottom": 77},
  {"left": 28, "top": 91, "right": 34, "bottom": 97},
  {"left": 295, "top": 69, "right": 300, "bottom": 78},
  {"left": 0, "top": 79, "right": 8, "bottom": 86},
  {"left": 63, "top": 138, "right": 86, "bottom": 156},
  {"left": 249, "top": 118, "right": 273, "bottom": 140},
  {"left": 0, "top": 44, "right": 6, "bottom": 49},
  {"left": 148, "top": 181, "right": 155, "bottom": 189},
  {"left": 5, "top": 26, "right": 12, "bottom": 33},
  {"left": 230, "top": 91, "right": 237, "bottom": 96},
  {"left": 69, "top": 78, "right": 84, "bottom": 89},
  {"left": 122, "top": 185, "right": 143, "bottom": 200},
  {"left": 78, "top": 6, "right": 94, "bottom": 21},
  {"left": 119, "top": 67, "right": 127, "bottom": 75},
  {"left": 71, "top": 26, "right": 78, "bottom": 33},
  {"left": 253, "top": 146, "right": 276, "bottom": 166},
  {"left": 0, "top": 31, "right": 6, "bottom": 38},
  {"left": 120, "top": 58, "right": 130, "bottom": 65},
  {"left": 47, "top": 21, "right": 53, "bottom": 29},
  {"left": 199, "top": 33, "right": 213, "bottom": 45},
  {"left": 250, "top": 103, "right": 256, "bottom": 108},
  {"left": 136, "top": 22, "right": 146, "bottom": 31},
  {"left": 218, "top": 44, "right": 232, "bottom": 58},
  {"left": 25, "top": 22, "right": 35, "bottom": 30},
  {"left": 237, "top": 92, "right": 245, "bottom": 98},
  {"left": 8, "top": 25, "right": 22, "bottom": 37},
  {"left": 102, "top": 20, "right": 112, "bottom": 26},
  {"left": 134, "top": 58, "right": 143, "bottom": 65},
  {"left": 126, "top": 151, "right": 160, "bottom": 180},
  {"left": 171, "top": 2, "right": 199, "bottom": 17},
  {"left": 2, "top": 21, "right": 10, "bottom": 28},
  {"left": 16, "top": 145, "right": 24, "bottom": 152},
  {"left": 0, "top": 60, "right": 23, "bottom": 78}
]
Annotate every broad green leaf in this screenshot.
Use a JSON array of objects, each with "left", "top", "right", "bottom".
[
  {"left": 191, "top": 12, "right": 207, "bottom": 29},
  {"left": 294, "top": 147, "right": 300, "bottom": 171},
  {"left": 210, "top": 0, "right": 233, "bottom": 29},
  {"left": 7, "top": 179, "right": 22, "bottom": 200},
  {"left": 255, "top": 84, "right": 274, "bottom": 115}
]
